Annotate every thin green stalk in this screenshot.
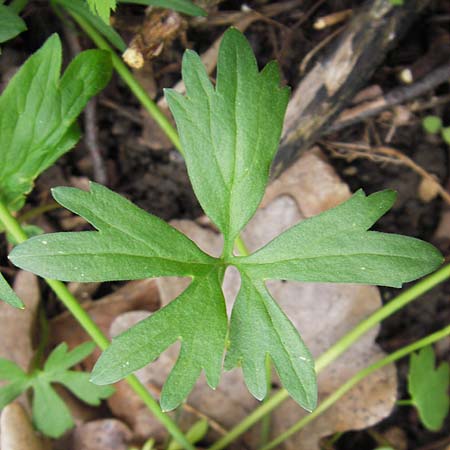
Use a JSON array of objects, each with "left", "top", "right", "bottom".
[
  {"left": 259, "top": 354, "right": 272, "bottom": 447},
  {"left": 235, "top": 235, "right": 250, "bottom": 257},
  {"left": 0, "top": 201, "right": 194, "bottom": 450},
  {"left": 209, "top": 263, "right": 450, "bottom": 450},
  {"left": 261, "top": 324, "right": 450, "bottom": 450},
  {"left": 64, "top": 10, "right": 182, "bottom": 154},
  {"left": 233, "top": 235, "right": 272, "bottom": 446}
]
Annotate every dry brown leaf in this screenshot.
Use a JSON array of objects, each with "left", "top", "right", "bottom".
[
  {"left": 0, "top": 403, "right": 49, "bottom": 450},
  {"left": 0, "top": 271, "right": 40, "bottom": 370},
  {"left": 69, "top": 419, "right": 132, "bottom": 450},
  {"left": 0, "top": 271, "right": 40, "bottom": 415}
]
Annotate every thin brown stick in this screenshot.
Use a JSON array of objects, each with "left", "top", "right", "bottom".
[
  {"left": 328, "top": 62, "right": 450, "bottom": 133},
  {"left": 324, "top": 141, "right": 450, "bottom": 206},
  {"left": 84, "top": 99, "right": 108, "bottom": 184},
  {"left": 300, "top": 25, "right": 346, "bottom": 74},
  {"left": 271, "top": 0, "right": 430, "bottom": 178},
  {"left": 63, "top": 25, "right": 108, "bottom": 185}
]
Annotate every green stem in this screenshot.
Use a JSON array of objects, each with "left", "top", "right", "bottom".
[
  {"left": 209, "top": 263, "right": 450, "bottom": 450},
  {"left": 65, "top": 10, "right": 182, "bottom": 154},
  {"left": 259, "top": 354, "right": 272, "bottom": 447},
  {"left": 0, "top": 201, "right": 194, "bottom": 450},
  {"left": 234, "top": 235, "right": 250, "bottom": 256},
  {"left": 233, "top": 235, "right": 272, "bottom": 446},
  {"left": 397, "top": 399, "right": 414, "bottom": 406},
  {"left": 261, "top": 324, "right": 450, "bottom": 450}
]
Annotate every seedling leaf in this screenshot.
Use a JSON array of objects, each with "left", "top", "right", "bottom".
[
  {"left": 0, "top": 343, "right": 113, "bottom": 437},
  {"left": 10, "top": 183, "right": 215, "bottom": 281},
  {"left": 55, "top": 371, "right": 114, "bottom": 405},
  {"left": 408, "top": 346, "right": 450, "bottom": 431},
  {"left": 44, "top": 341, "right": 95, "bottom": 371},
  {"left": 442, "top": 127, "right": 450, "bottom": 145},
  {"left": 224, "top": 272, "right": 317, "bottom": 410},
  {"left": 0, "top": 273, "right": 24, "bottom": 308},
  {"left": 422, "top": 115, "right": 442, "bottom": 134},
  {"left": 165, "top": 27, "right": 290, "bottom": 254},
  {"left": 32, "top": 377, "right": 74, "bottom": 438},
  {"left": 0, "top": 35, "right": 112, "bottom": 211},
  {"left": 91, "top": 268, "right": 227, "bottom": 412},
  {"left": 238, "top": 190, "right": 443, "bottom": 288},
  {"left": 0, "top": 5, "right": 27, "bottom": 44}
]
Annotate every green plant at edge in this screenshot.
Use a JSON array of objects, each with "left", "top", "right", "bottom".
[
  {"left": 261, "top": 326, "right": 450, "bottom": 450},
  {"left": 0, "top": 31, "right": 194, "bottom": 450},
  {"left": 85, "top": 0, "right": 206, "bottom": 25},
  {"left": 0, "top": 33, "right": 112, "bottom": 307},
  {"left": 422, "top": 115, "right": 450, "bottom": 145},
  {"left": 403, "top": 345, "right": 450, "bottom": 431},
  {"left": 0, "top": 342, "right": 114, "bottom": 437},
  {"left": 9, "top": 28, "right": 443, "bottom": 416}
]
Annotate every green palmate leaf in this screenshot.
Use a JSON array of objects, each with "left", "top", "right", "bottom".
[
  {"left": 91, "top": 267, "right": 227, "bottom": 411},
  {"left": 408, "top": 346, "right": 450, "bottom": 431},
  {"left": 119, "top": 0, "right": 206, "bottom": 17},
  {"left": 0, "top": 34, "right": 112, "bottom": 211},
  {"left": 86, "top": 0, "right": 116, "bottom": 23},
  {"left": 0, "top": 4, "right": 27, "bottom": 44},
  {"left": 224, "top": 272, "right": 316, "bottom": 411},
  {"left": 8, "top": 28, "right": 444, "bottom": 414},
  {"left": 165, "top": 27, "right": 290, "bottom": 255},
  {"left": 237, "top": 190, "right": 443, "bottom": 288},
  {"left": 53, "top": 0, "right": 126, "bottom": 51},
  {"left": 0, "top": 273, "right": 24, "bottom": 308},
  {"left": 9, "top": 183, "right": 215, "bottom": 281},
  {"left": 0, "top": 343, "right": 114, "bottom": 438}
]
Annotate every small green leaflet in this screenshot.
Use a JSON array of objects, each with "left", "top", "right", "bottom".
[
  {"left": 0, "top": 4, "right": 27, "bottom": 44},
  {"left": 0, "top": 273, "right": 23, "bottom": 308},
  {"left": 422, "top": 115, "right": 442, "bottom": 134},
  {"left": 118, "top": 0, "right": 206, "bottom": 17},
  {"left": 236, "top": 190, "right": 443, "bottom": 288},
  {"left": 408, "top": 346, "right": 450, "bottom": 431},
  {"left": 0, "top": 34, "right": 112, "bottom": 212},
  {"left": 0, "top": 342, "right": 114, "bottom": 437},
  {"left": 91, "top": 267, "right": 227, "bottom": 412},
  {"left": 9, "top": 28, "right": 443, "bottom": 413},
  {"left": 224, "top": 272, "right": 316, "bottom": 410},
  {"left": 165, "top": 28, "right": 290, "bottom": 255},
  {"left": 10, "top": 182, "right": 215, "bottom": 281}
]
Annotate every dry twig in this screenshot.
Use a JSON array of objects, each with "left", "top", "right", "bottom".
[{"left": 323, "top": 141, "right": 450, "bottom": 206}]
